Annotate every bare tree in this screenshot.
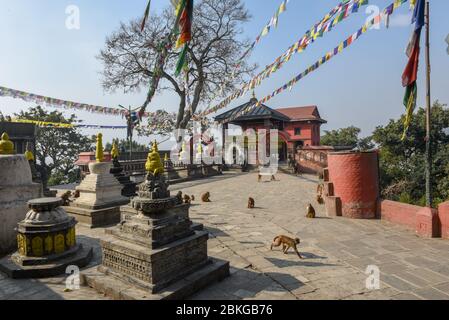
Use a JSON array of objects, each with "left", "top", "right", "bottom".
[{"left": 98, "top": 0, "right": 256, "bottom": 132}]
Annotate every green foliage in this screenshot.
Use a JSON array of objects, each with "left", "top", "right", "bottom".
[
  {"left": 105, "top": 139, "right": 149, "bottom": 153},
  {"left": 373, "top": 101, "right": 449, "bottom": 206},
  {"left": 15, "top": 106, "right": 95, "bottom": 186},
  {"left": 321, "top": 126, "right": 374, "bottom": 150}
]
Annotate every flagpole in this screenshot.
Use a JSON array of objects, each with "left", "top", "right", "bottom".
[{"left": 424, "top": 0, "right": 432, "bottom": 208}]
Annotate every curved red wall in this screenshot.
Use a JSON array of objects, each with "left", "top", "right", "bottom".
[{"left": 328, "top": 151, "right": 380, "bottom": 219}]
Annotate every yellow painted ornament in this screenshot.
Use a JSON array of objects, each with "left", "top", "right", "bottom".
[
  {"left": 25, "top": 150, "right": 35, "bottom": 161},
  {"left": 96, "top": 133, "right": 105, "bottom": 163},
  {"left": 179, "top": 141, "right": 187, "bottom": 160},
  {"left": 0, "top": 132, "right": 15, "bottom": 155},
  {"left": 145, "top": 140, "right": 164, "bottom": 175},
  {"left": 111, "top": 140, "right": 119, "bottom": 159}
]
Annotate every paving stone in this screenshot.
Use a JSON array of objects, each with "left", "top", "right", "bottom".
[
  {"left": 392, "top": 293, "right": 423, "bottom": 300},
  {"left": 434, "top": 282, "right": 449, "bottom": 294},
  {"left": 381, "top": 275, "right": 419, "bottom": 292},
  {"left": 393, "top": 271, "right": 431, "bottom": 288},
  {"left": 410, "top": 269, "right": 449, "bottom": 285},
  {"left": 413, "top": 287, "right": 449, "bottom": 300}
]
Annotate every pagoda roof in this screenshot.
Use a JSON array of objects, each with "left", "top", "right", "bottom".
[
  {"left": 214, "top": 99, "right": 327, "bottom": 124},
  {"left": 214, "top": 98, "right": 291, "bottom": 124}
]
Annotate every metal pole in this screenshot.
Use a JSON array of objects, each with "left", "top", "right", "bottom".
[
  {"left": 424, "top": 0, "right": 432, "bottom": 207},
  {"left": 129, "top": 106, "right": 133, "bottom": 162}
]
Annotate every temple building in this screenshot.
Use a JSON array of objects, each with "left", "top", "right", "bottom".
[{"left": 215, "top": 96, "right": 327, "bottom": 162}]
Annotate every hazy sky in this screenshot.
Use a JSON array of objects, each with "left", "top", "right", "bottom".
[{"left": 1, "top": 0, "right": 448, "bottom": 146}]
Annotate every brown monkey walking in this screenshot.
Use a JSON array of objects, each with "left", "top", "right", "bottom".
[{"left": 271, "top": 235, "right": 303, "bottom": 259}]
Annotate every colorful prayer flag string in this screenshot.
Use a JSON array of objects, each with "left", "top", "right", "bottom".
[
  {"left": 221, "top": 0, "right": 409, "bottom": 124},
  {"left": 238, "top": 0, "right": 291, "bottom": 63},
  {"left": 199, "top": 0, "right": 369, "bottom": 119},
  {"left": 0, "top": 86, "right": 161, "bottom": 118}
]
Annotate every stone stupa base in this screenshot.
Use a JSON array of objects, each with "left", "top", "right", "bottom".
[
  {"left": 82, "top": 256, "right": 229, "bottom": 300},
  {"left": 65, "top": 162, "right": 129, "bottom": 228},
  {"left": 119, "top": 204, "right": 204, "bottom": 232},
  {"left": 0, "top": 244, "right": 93, "bottom": 279},
  {"left": 65, "top": 204, "right": 124, "bottom": 229}
]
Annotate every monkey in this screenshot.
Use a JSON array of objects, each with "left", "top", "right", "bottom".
[
  {"left": 183, "top": 194, "right": 192, "bottom": 204},
  {"left": 258, "top": 174, "right": 262, "bottom": 182},
  {"left": 316, "top": 183, "right": 325, "bottom": 205},
  {"left": 271, "top": 175, "right": 277, "bottom": 181},
  {"left": 270, "top": 235, "right": 303, "bottom": 259},
  {"left": 191, "top": 195, "right": 195, "bottom": 201},
  {"left": 248, "top": 197, "right": 255, "bottom": 209},
  {"left": 60, "top": 191, "right": 73, "bottom": 206},
  {"left": 176, "top": 191, "right": 183, "bottom": 205},
  {"left": 316, "top": 194, "right": 324, "bottom": 205},
  {"left": 201, "top": 192, "right": 211, "bottom": 202},
  {"left": 73, "top": 190, "right": 81, "bottom": 198},
  {"left": 306, "top": 203, "right": 316, "bottom": 218}
]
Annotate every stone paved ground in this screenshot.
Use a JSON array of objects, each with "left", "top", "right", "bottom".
[{"left": 2, "top": 172, "right": 449, "bottom": 300}]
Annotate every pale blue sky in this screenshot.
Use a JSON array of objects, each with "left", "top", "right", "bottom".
[{"left": 0, "top": 0, "right": 448, "bottom": 146}]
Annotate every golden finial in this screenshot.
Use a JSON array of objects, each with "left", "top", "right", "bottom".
[
  {"left": 0, "top": 132, "right": 15, "bottom": 155},
  {"left": 111, "top": 140, "right": 119, "bottom": 159},
  {"left": 164, "top": 153, "right": 169, "bottom": 162},
  {"left": 179, "top": 141, "right": 187, "bottom": 160},
  {"left": 152, "top": 140, "right": 159, "bottom": 153},
  {"left": 145, "top": 140, "right": 164, "bottom": 175},
  {"left": 24, "top": 143, "right": 34, "bottom": 161},
  {"left": 96, "top": 133, "right": 105, "bottom": 163},
  {"left": 197, "top": 143, "right": 203, "bottom": 154}
]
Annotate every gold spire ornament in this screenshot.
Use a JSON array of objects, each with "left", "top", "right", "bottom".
[
  {"left": 0, "top": 132, "right": 15, "bottom": 155},
  {"left": 145, "top": 140, "right": 164, "bottom": 175},
  {"left": 96, "top": 133, "right": 105, "bottom": 163},
  {"left": 179, "top": 141, "right": 187, "bottom": 160},
  {"left": 197, "top": 143, "right": 203, "bottom": 154},
  {"left": 111, "top": 140, "right": 119, "bottom": 160},
  {"left": 164, "top": 153, "right": 169, "bottom": 162},
  {"left": 24, "top": 142, "right": 34, "bottom": 161}
]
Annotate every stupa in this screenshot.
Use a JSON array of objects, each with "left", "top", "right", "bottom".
[
  {"left": 0, "top": 197, "right": 93, "bottom": 278},
  {"left": 65, "top": 133, "right": 129, "bottom": 228},
  {"left": 110, "top": 141, "right": 137, "bottom": 197},
  {"left": 0, "top": 132, "right": 42, "bottom": 254},
  {"left": 83, "top": 141, "right": 229, "bottom": 300}
]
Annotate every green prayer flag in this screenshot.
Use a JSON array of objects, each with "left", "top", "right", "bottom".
[{"left": 175, "top": 45, "right": 188, "bottom": 76}]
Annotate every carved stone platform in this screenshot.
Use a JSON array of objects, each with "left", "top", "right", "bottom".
[{"left": 65, "top": 162, "right": 129, "bottom": 228}]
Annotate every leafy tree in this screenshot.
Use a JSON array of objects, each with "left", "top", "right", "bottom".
[
  {"left": 98, "top": 0, "right": 256, "bottom": 132},
  {"left": 321, "top": 126, "right": 362, "bottom": 147},
  {"left": 372, "top": 101, "right": 449, "bottom": 206},
  {"left": 105, "top": 139, "right": 149, "bottom": 153},
  {"left": 15, "top": 106, "right": 95, "bottom": 186}
]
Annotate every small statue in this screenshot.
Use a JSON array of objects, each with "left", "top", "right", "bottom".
[
  {"left": 111, "top": 140, "right": 121, "bottom": 168},
  {"left": 145, "top": 140, "right": 164, "bottom": 176}
]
